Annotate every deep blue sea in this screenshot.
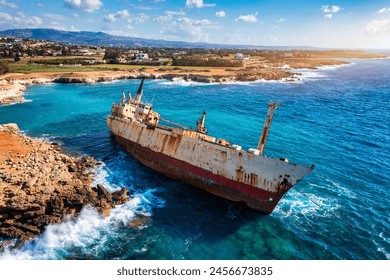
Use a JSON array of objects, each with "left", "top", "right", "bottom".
[{"left": 0, "top": 58, "right": 389, "bottom": 260}]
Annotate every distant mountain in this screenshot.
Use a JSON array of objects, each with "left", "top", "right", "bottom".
[{"left": 0, "top": 28, "right": 316, "bottom": 50}]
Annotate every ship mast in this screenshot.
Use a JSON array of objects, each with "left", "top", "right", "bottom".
[
  {"left": 196, "top": 111, "right": 207, "bottom": 134},
  {"left": 257, "top": 102, "right": 282, "bottom": 155},
  {"left": 134, "top": 79, "right": 145, "bottom": 103}
]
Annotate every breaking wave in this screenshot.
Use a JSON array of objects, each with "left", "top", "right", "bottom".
[
  {"left": 158, "top": 77, "right": 301, "bottom": 87},
  {"left": 158, "top": 78, "right": 219, "bottom": 87},
  {"left": 317, "top": 63, "right": 355, "bottom": 71},
  {"left": 0, "top": 165, "right": 164, "bottom": 260},
  {"left": 1, "top": 99, "right": 33, "bottom": 106}
]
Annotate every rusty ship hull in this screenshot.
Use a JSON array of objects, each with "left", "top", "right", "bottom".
[{"left": 107, "top": 115, "right": 313, "bottom": 214}]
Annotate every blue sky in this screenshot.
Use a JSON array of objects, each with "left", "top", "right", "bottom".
[{"left": 0, "top": 0, "right": 389, "bottom": 48}]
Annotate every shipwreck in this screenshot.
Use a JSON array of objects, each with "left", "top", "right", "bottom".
[{"left": 107, "top": 80, "right": 314, "bottom": 213}]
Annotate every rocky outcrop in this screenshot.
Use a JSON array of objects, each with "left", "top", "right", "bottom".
[
  {"left": 0, "top": 124, "right": 129, "bottom": 243},
  {"left": 0, "top": 82, "right": 26, "bottom": 105}
]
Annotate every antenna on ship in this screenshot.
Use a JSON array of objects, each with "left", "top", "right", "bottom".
[
  {"left": 257, "top": 102, "right": 282, "bottom": 155},
  {"left": 134, "top": 79, "right": 145, "bottom": 103},
  {"left": 196, "top": 111, "right": 207, "bottom": 134}
]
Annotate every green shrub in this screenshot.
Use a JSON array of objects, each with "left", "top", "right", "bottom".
[{"left": 0, "top": 60, "right": 9, "bottom": 74}]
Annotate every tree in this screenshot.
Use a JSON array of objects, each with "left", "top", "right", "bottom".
[
  {"left": 14, "top": 54, "right": 21, "bottom": 62},
  {"left": 104, "top": 49, "right": 121, "bottom": 60},
  {"left": 0, "top": 60, "right": 9, "bottom": 74}
]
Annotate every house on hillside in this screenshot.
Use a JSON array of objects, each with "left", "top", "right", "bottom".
[
  {"left": 133, "top": 53, "right": 150, "bottom": 62},
  {"left": 234, "top": 53, "right": 251, "bottom": 61}
]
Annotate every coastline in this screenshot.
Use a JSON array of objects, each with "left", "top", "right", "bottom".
[
  {"left": 0, "top": 69, "right": 293, "bottom": 105},
  {"left": 1, "top": 53, "right": 388, "bottom": 105},
  {"left": 0, "top": 124, "right": 129, "bottom": 246}
]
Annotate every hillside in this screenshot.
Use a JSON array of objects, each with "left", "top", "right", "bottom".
[{"left": 0, "top": 28, "right": 314, "bottom": 50}]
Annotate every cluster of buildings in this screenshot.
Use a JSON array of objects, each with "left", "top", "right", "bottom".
[
  {"left": 0, "top": 37, "right": 254, "bottom": 67},
  {"left": 0, "top": 37, "right": 104, "bottom": 59}
]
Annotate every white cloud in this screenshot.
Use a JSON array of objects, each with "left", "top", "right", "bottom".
[
  {"left": 321, "top": 5, "right": 341, "bottom": 19},
  {"left": 223, "top": 32, "right": 253, "bottom": 44},
  {"left": 192, "top": 19, "right": 211, "bottom": 25},
  {"left": 0, "top": 0, "right": 17, "bottom": 9},
  {"left": 331, "top": 5, "right": 341, "bottom": 13},
  {"left": 186, "top": 0, "right": 215, "bottom": 8},
  {"left": 215, "top": 11, "right": 226, "bottom": 18},
  {"left": 0, "top": 12, "right": 43, "bottom": 30},
  {"left": 291, "top": 35, "right": 310, "bottom": 42},
  {"left": 377, "top": 7, "right": 390, "bottom": 14},
  {"left": 277, "top": 18, "right": 286, "bottom": 23},
  {"left": 321, "top": 5, "right": 341, "bottom": 13},
  {"left": 37, "top": 3, "right": 45, "bottom": 8},
  {"left": 103, "top": 9, "right": 130, "bottom": 22},
  {"left": 364, "top": 19, "right": 390, "bottom": 34},
  {"left": 70, "top": 25, "right": 79, "bottom": 31},
  {"left": 103, "top": 14, "right": 115, "bottom": 22},
  {"left": 47, "top": 21, "right": 66, "bottom": 30},
  {"left": 235, "top": 12, "right": 258, "bottom": 23},
  {"left": 165, "top": 11, "right": 186, "bottom": 16},
  {"left": 43, "top": 14, "right": 66, "bottom": 20},
  {"left": 156, "top": 14, "right": 173, "bottom": 22},
  {"left": 134, "top": 13, "right": 149, "bottom": 23},
  {"left": 157, "top": 15, "right": 212, "bottom": 41},
  {"left": 268, "top": 35, "right": 279, "bottom": 42},
  {"left": 64, "top": 0, "right": 103, "bottom": 13},
  {"left": 103, "top": 10, "right": 149, "bottom": 24}
]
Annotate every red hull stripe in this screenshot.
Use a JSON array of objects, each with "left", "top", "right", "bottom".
[{"left": 115, "top": 135, "right": 281, "bottom": 213}]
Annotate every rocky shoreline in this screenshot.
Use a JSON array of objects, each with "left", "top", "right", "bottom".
[
  {"left": 0, "top": 81, "right": 26, "bottom": 105},
  {"left": 0, "top": 68, "right": 296, "bottom": 105},
  {"left": 0, "top": 124, "right": 129, "bottom": 245}
]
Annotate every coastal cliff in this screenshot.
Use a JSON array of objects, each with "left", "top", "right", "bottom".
[{"left": 0, "top": 124, "right": 129, "bottom": 244}]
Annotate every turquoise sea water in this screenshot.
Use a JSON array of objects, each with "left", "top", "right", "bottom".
[{"left": 0, "top": 58, "right": 389, "bottom": 260}]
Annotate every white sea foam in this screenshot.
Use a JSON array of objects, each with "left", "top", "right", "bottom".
[
  {"left": 324, "top": 178, "right": 357, "bottom": 199},
  {"left": 1, "top": 99, "right": 33, "bottom": 106},
  {"left": 0, "top": 165, "right": 164, "bottom": 260},
  {"left": 37, "top": 134, "right": 57, "bottom": 143},
  {"left": 298, "top": 71, "right": 327, "bottom": 80},
  {"left": 159, "top": 78, "right": 220, "bottom": 87},
  {"left": 377, "top": 232, "right": 390, "bottom": 260},
  {"left": 98, "top": 79, "right": 123, "bottom": 84},
  {"left": 272, "top": 186, "right": 341, "bottom": 220},
  {"left": 158, "top": 76, "right": 302, "bottom": 87},
  {"left": 369, "top": 56, "right": 390, "bottom": 60},
  {"left": 317, "top": 63, "right": 355, "bottom": 71},
  {"left": 92, "top": 163, "right": 122, "bottom": 192}
]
